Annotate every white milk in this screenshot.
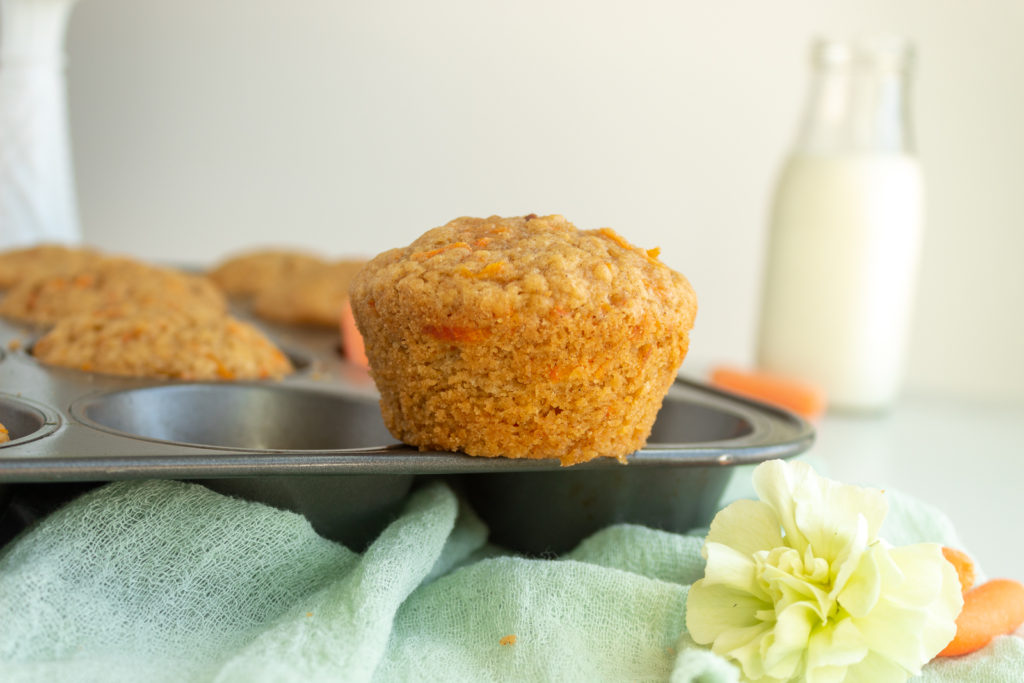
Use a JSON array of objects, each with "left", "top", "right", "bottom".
[{"left": 756, "top": 153, "right": 924, "bottom": 411}]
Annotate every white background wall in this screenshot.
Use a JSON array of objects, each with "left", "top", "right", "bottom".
[{"left": 62, "top": 0, "right": 1024, "bottom": 401}]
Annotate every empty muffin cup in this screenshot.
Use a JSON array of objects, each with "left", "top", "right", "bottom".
[
  {"left": 71, "top": 383, "right": 397, "bottom": 451},
  {"left": 0, "top": 394, "right": 60, "bottom": 449}
]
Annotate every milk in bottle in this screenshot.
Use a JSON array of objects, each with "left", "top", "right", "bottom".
[{"left": 757, "top": 38, "right": 924, "bottom": 412}]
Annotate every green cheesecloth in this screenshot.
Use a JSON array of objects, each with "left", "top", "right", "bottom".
[{"left": 0, "top": 463, "right": 1021, "bottom": 682}]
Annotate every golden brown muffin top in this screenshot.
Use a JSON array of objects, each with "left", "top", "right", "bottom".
[
  {"left": 33, "top": 308, "right": 293, "bottom": 380},
  {"left": 208, "top": 248, "right": 327, "bottom": 298},
  {"left": 353, "top": 214, "right": 696, "bottom": 330},
  {"left": 0, "top": 258, "right": 227, "bottom": 325},
  {"left": 0, "top": 244, "right": 108, "bottom": 289},
  {"left": 253, "top": 259, "right": 367, "bottom": 327}
]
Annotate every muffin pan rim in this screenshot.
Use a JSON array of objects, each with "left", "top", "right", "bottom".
[
  {"left": 0, "top": 392, "right": 63, "bottom": 449},
  {"left": 0, "top": 376, "right": 814, "bottom": 481},
  {"left": 0, "top": 312, "right": 814, "bottom": 481},
  {"left": 67, "top": 381, "right": 403, "bottom": 454}
]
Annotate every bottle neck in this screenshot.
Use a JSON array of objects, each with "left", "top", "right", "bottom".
[{"left": 792, "top": 39, "right": 916, "bottom": 156}]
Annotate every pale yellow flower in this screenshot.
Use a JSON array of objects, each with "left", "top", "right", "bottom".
[{"left": 685, "top": 460, "right": 963, "bottom": 682}]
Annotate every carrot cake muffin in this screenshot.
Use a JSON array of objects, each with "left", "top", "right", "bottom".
[
  {"left": 350, "top": 214, "right": 697, "bottom": 466},
  {"left": 0, "top": 244, "right": 108, "bottom": 289},
  {"left": 253, "top": 259, "right": 367, "bottom": 327},
  {"left": 0, "top": 259, "right": 227, "bottom": 325},
  {"left": 33, "top": 309, "right": 294, "bottom": 380},
  {"left": 208, "top": 248, "right": 326, "bottom": 299}
]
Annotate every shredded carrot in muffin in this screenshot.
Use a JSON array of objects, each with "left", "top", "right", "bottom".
[{"left": 411, "top": 242, "right": 471, "bottom": 261}]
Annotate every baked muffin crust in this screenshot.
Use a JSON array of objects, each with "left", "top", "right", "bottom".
[
  {"left": 350, "top": 214, "right": 697, "bottom": 466},
  {"left": 0, "top": 244, "right": 107, "bottom": 290},
  {"left": 208, "top": 249, "right": 326, "bottom": 299},
  {"left": 0, "top": 259, "right": 226, "bottom": 325},
  {"left": 253, "top": 260, "right": 366, "bottom": 327},
  {"left": 33, "top": 309, "right": 293, "bottom": 380}
]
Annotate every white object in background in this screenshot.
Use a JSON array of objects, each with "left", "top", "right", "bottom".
[
  {"left": 0, "top": 0, "right": 82, "bottom": 248},
  {"left": 757, "top": 37, "right": 924, "bottom": 413}
]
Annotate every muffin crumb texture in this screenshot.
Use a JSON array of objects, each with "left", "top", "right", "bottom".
[
  {"left": 0, "top": 244, "right": 107, "bottom": 290},
  {"left": 0, "top": 244, "right": 301, "bottom": 382},
  {"left": 253, "top": 259, "right": 367, "bottom": 327},
  {"left": 33, "top": 310, "right": 294, "bottom": 381},
  {"left": 350, "top": 214, "right": 697, "bottom": 466},
  {"left": 208, "top": 249, "right": 326, "bottom": 299},
  {"left": 0, "top": 258, "right": 226, "bottom": 325}
]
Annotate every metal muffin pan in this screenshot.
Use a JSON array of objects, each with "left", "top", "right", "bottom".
[
  {"left": 0, "top": 313, "right": 814, "bottom": 553},
  {"left": 0, "top": 393, "right": 62, "bottom": 449}
]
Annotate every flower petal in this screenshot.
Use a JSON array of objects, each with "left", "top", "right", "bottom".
[
  {"left": 685, "top": 581, "right": 770, "bottom": 645},
  {"left": 827, "top": 514, "right": 870, "bottom": 602},
  {"left": 836, "top": 536, "right": 881, "bottom": 618},
  {"left": 884, "top": 543, "right": 958, "bottom": 609},
  {"left": 853, "top": 544, "right": 962, "bottom": 670},
  {"left": 805, "top": 617, "right": 868, "bottom": 674},
  {"left": 706, "top": 498, "right": 784, "bottom": 557},
  {"left": 793, "top": 471, "right": 887, "bottom": 563},
  {"left": 761, "top": 601, "right": 817, "bottom": 678},
  {"left": 757, "top": 551, "right": 830, "bottom": 615},
  {"left": 804, "top": 666, "right": 848, "bottom": 683},
  {"left": 752, "top": 460, "right": 809, "bottom": 552},
  {"left": 889, "top": 545, "right": 962, "bottom": 661},
  {"left": 703, "top": 542, "right": 770, "bottom": 601},
  {"left": 853, "top": 599, "right": 933, "bottom": 673},
  {"left": 753, "top": 460, "right": 888, "bottom": 564},
  {"left": 692, "top": 461, "right": 962, "bottom": 683},
  {"left": 840, "top": 650, "right": 915, "bottom": 683},
  {"left": 710, "top": 622, "right": 775, "bottom": 680}
]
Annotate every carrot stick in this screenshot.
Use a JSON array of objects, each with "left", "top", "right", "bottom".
[
  {"left": 710, "top": 366, "right": 827, "bottom": 420},
  {"left": 339, "top": 299, "right": 369, "bottom": 369},
  {"left": 937, "top": 578, "right": 1024, "bottom": 657},
  {"left": 942, "top": 546, "right": 977, "bottom": 594}
]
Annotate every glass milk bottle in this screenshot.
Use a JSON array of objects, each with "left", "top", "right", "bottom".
[{"left": 756, "top": 38, "right": 924, "bottom": 412}]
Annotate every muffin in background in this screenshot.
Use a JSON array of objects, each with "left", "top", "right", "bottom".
[
  {"left": 208, "top": 249, "right": 326, "bottom": 299},
  {"left": 33, "top": 309, "right": 293, "bottom": 380},
  {"left": 0, "top": 244, "right": 108, "bottom": 290},
  {"left": 253, "top": 259, "right": 367, "bottom": 327},
  {"left": 350, "top": 214, "right": 697, "bottom": 466},
  {"left": 0, "top": 259, "right": 227, "bottom": 325}
]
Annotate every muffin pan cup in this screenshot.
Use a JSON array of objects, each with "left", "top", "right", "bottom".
[{"left": 0, "top": 313, "right": 814, "bottom": 553}]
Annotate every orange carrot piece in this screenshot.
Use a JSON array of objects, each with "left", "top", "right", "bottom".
[
  {"left": 459, "top": 261, "right": 507, "bottom": 279},
  {"left": 938, "top": 579, "right": 1024, "bottom": 657},
  {"left": 339, "top": 299, "right": 369, "bottom": 369},
  {"left": 710, "top": 366, "right": 827, "bottom": 420},
  {"left": 422, "top": 324, "right": 489, "bottom": 343},
  {"left": 942, "top": 547, "right": 977, "bottom": 594},
  {"left": 410, "top": 242, "right": 471, "bottom": 261},
  {"left": 597, "top": 227, "right": 633, "bottom": 250}
]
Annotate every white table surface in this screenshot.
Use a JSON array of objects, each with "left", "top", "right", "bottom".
[{"left": 808, "top": 390, "right": 1024, "bottom": 581}]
